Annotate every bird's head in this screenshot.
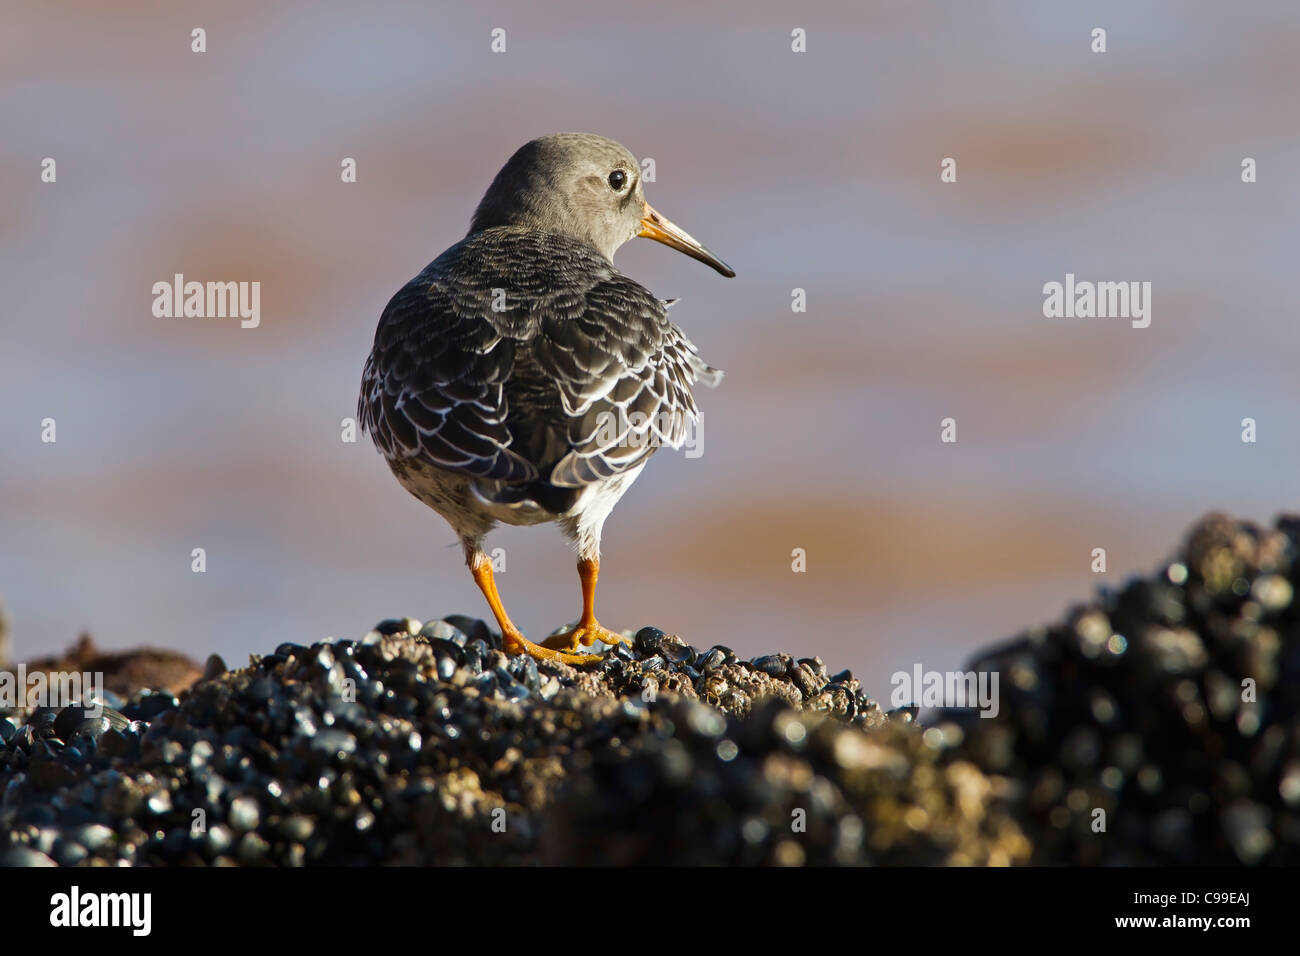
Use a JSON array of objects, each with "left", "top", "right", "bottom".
[{"left": 469, "top": 132, "right": 734, "bottom": 277}]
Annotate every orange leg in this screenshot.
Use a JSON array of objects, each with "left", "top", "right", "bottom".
[
  {"left": 540, "top": 557, "right": 628, "bottom": 652},
  {"left": 468, "top": 554, "right": 602, "bottom": 665}
]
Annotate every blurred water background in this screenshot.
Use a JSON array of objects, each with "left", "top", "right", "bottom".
[{"left": 3, "top": 0, "right": 1299, "bottom": 700}]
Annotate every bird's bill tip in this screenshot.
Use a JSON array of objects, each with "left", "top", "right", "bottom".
[{"left": 638, "top": 201, "right": 735, "bottom": 277}]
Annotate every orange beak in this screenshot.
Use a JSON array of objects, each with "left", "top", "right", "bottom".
[{"left": 637, "top": 201, "right": 735, "bottom": 278}]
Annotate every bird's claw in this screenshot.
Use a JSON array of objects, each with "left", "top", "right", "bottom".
[
  {"left": 502, "top": 629, "right": 603, "bottom": 666},
  {"left": 541, "top": 621, "right": 629, "bottom": 652}
]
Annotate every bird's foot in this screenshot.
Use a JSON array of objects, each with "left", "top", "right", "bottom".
[
  {"left": 502, "top": 628, "right": 604, "bottom": 666},
  {"left": 541, "top": 620, "right": 629, "bottom": 652}
]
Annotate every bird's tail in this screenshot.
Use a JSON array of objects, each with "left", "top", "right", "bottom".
[{"left": 468, "top": 478, "right": 579, "bottom": 517}]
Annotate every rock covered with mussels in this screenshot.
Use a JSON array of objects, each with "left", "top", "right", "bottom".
[{"left": 1, "top": 512, "right": 1298, "bottom": 865}]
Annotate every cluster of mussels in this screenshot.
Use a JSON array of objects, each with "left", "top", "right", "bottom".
[
  {"left": 0, "top": 513, "right": 1296, "bottom": 865},
  {"left": 960, "top": 513, "right": 1300, "bottom": 864},
  {"left": 0, "top": 614, "right": 1028, "bottom": 865}
]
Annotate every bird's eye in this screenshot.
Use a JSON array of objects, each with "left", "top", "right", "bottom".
[{"left": 608, "top": 169, "right": 627, "bottom": 191}]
